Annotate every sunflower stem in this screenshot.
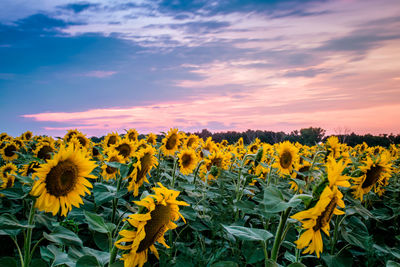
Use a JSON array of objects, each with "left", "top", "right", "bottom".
[
  {"left": 109, "top": 221, "right": 128, "bottom": 265},
  {"left": 111, "top": 174, "right": 123, "bottom": 224},
  {"left": 193, "top": 160, "right": 204, "bottom": 188},
  {"left": 330, "top": 214, "right": 346, "bottom": 255},
  {"left": 11, "top": 236, "right": 24, "bottom": 267},
  {"left": 270, "top": 207, "right": 292, "bottom": 262},
  {"left": 171, "top": 157, "right": 178, "bottom": 188},
  {"left": 23, "top": 198, "right": 36, "bottom": 267},
  {"left": 261, "top": 240, "right": 268, "bottom": 266},
  {"left": 266, "top": 159, "right": 275, "bottom": 186}
]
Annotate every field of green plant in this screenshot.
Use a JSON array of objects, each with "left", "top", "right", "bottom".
[{"left": 0, "top": 129, "right": 399, "bottom": 267}]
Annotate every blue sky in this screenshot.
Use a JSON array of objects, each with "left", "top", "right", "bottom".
[{"left": 1, "top": 0, "right": 400, "bottom": 137}]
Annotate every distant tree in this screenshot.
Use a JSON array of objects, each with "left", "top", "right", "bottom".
[{"left": 299, "top": 127, "right": 326, "bottom": 146}]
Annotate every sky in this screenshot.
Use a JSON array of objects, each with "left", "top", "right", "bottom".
[{"left": 1, "top": 0, "right": 400, "bottom": 137}]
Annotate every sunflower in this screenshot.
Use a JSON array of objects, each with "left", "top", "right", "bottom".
[
  {"left": 0, "top": 133, "right": 10, "bottom": 141},
  {"left": 64, "top": 129, "right": 80, "bottom": 142},
  {"left": 21, "top": 161, "right": 40, "bottom": 177},
  {"left": 128, "top": 146, "right": 158, "bottom": 196},
  {"left": 202, "top": 137, "right": 216, "bottom": 153},
  {"left": 0, "top": 141, "right": 20, "bottom": 161},
  {"left": 325, "top": 136, "right": 340, "bottom": 159},
  {"left": 248, "top": 138, "right": 261, "bottom": 154},
  {"left": 161, "top": 128, "right": 180, "bottom": 156},
  {"left": 0, "top": 163, "right": 18, "bottom": 179},
  {"left": 34, "top": 142, "right": 55, "bottom": 160},
  {"left": 289, "top": 162, "right": 312, "bottom": 193},
  {"left": 146, "top": 133, "right": 157, "bottom": 146},
  {"left": 126, "top": 129, "right": 139, "bottom": 142},
  {"left": 104, "top": 132, "right": 121, "bottom": 148},
  {"left": 101, "top": 149, "right": 125, "bottom": 181},
  {"left": 114, "top": 139, "right": 136, "bottom": 162},
  {"left": 72, "top": 133, "right": 91, "bottom": 149},
  {"left": 115, "top": 183, "right": 189, "bottom": 267},
  {"left": 30, "top": 144, "right": 97, "bottom": 216},
  {"left": 351, "top": 152, "right": 392, "bottom": 201},
  {"left": 178, "top": 149, "right": 198, "bottom": 175},
  {"left": 21, "top": 131, "right": 33, "bottom": 141},
  {"left": 185, "top": 134, "right": 200, "bottom": 149},
  {"left": 326, "top": 156, "right": 350, "bottom": 188},
  {"left": 200, "top": 150, "right": 231, "bottom": 181},
  {"left": 291, "top": 186, "right": 345, "bottom": 258},
  {"left": 272, "top": 141, "right": 299, "bottom": 176}
]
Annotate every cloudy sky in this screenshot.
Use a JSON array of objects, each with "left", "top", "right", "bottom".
[{"left": 1, "top": 0, "right": 399, "bottom": 137}]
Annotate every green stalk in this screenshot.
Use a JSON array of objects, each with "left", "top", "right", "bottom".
[
  {"left": 111, "top": 174, "right": 123, "bottom": 224},
  {"left": 171, "top": 157, "right": 178, "bottom": 187},
  {"left": 193, "top": 160, "right": 204, "bottom": 188},
  {"left": 11, "top": 236, "right": 24, "bottom": 267},
  {"left": 330, "top": 214, "right": 346, "bottom": 255},
  {"left": 23, "top": 198, "right": 36, "bottom": 267},
  {"left": 261, "top": 240, "right": 268, "bottom": 267},
  {"left": 270, "top": 207, "right": 292, "bottom": 262},
  {"left": 266, "top": 158, "right": 275, "bottom": 186},
  {"left": 109, "top": 221, "right": 128, "bottom": 265}
]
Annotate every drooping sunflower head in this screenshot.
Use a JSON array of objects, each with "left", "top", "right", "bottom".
[
  {"left": 30, "top": 144, "right": 97, "bottom": 216},
  {"left": 34, "top": 142, "right": 55, "bottom": 161},
  {"left": 116, "top": 183, "right": 189, "bottom": 267},
  {"left": 0, "top": 141, "right": 20, "bottom": 161},
  {"left": 103, "top": 132, "right": 121, "bottom": 148},
  {"left": 178, "top": 148, "right": 198, "bottom": 175},
  {"left": 161, "top": 128, "right": 180, "bottom": 156},
  {"left": 126, "top": 129, "right": 139, "bottom": 142},
  {"left": 114, "top": 139, "right": 136, "bottom": 162},
  {"left": 291, "top": 186, "right": 345, "bottom": 258},
  {"left": 128, "top": 146, "right": 158, "bottom": 196},
  {"left": 146, "top": 133, "right": 157, "bottom": 146},
  {"left": 101, "top": 148, "right": 125, "bottom": 181},
  {"left": 272, "top": 141, "right": 299, "bottom": 176},
  {"left": 351, "top": 152, "right": 392, "bottom": 201}
]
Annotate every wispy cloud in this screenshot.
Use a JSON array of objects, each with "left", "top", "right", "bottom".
[{"left": 81, "top": 70, "right": 117, "bottom": 78}]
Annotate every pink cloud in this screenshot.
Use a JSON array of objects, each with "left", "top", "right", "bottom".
[{"left": 82, "top": 70, "right": 117, "bottom": 78}]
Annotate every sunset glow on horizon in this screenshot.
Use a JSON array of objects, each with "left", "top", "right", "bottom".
[{"left": 1, "top": 0, "right": 400, "bottom": 137}]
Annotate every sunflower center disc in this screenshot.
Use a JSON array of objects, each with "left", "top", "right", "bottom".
[
  {"left": 107, "top": 136, "right": 117, "bottom": 146},
  {"left": 38, "top": 145, "right": 53, "bottom": 160},
  {"left": 137, "top": 153, "right": 152, "bottom": 182},
  {"left": 361, "top": 165, "right": 383, "bottom": 188},
  {"left": 137, "top": 204, "right": 171, "bottom": 253},
  {"left": 45, "top": 160, "right": 78, "bottom": 197},
  {"left": 181, "top": 154, "right": 192, "bottom": 167},
  {"left": 4, "top": 145, "right": 16, "bottom": 157},
  {"left": 106, "top": 157, "right": 119, "bottom": 174},
  {"left": 280, "top": 151, "right": 292, "bottom": 169},
  {"left": 77, "top": 136, "right": 87, "bottom": 147},
  {"left": 166, "top": 134, "right": 177, "bottom": 150},
  {"left": 117, "top": 144, "right": 131, "bottom": 158},
  {"left": 313, "top": 196, "right": 337, "bottom": 231}
]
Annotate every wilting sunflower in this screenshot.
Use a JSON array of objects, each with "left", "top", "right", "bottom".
[
  {"left": 161, "top": 128, "right": 180, "bottom": 156},
  {"left": 0, "top": 141, "right": 20, "bottom": 161},
  {"left": 114, "top": 139, "right": 136, "bottom": 162},
  {"left": 126, "top": 129, "right": 139, "bottom": 142},
  {"left": 115, "top": 183, "right": 189, "bottom": 267},
  {"left": 291, "top": 186, "right": 345, "bottom": 258},
  {"left": 101, "top": 149, "right": 125, "bottom": 181},
  {"left": 178, "top": 149, "right": 198, "bottom": 175},
  {"left": 128, "top": 146, "right": 158, "bottom": 196},
  {"left": 351, "top": 152, "right": 392, "bottom": 201},
  {"left": 34, "top": 142, "right": 55, "bottom": 160},
  {"left": 30, "top": 145, "right": 97, "bottom": 216},
  {"left": 146, "top": 133, "right": 157, "bottom": 146},
  {"left": 21, "top": 161, "right": 40, "bottom": 177},
  {"left": 272, "top": 141, "right": 299, "bottom": 176},
  {"left": 104, "top": 132, "right": 121, "bottom": 148}
]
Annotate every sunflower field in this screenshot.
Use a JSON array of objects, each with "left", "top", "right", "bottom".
[{"left": 0, "top": 129, "right": 399, "bottom": 267}]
